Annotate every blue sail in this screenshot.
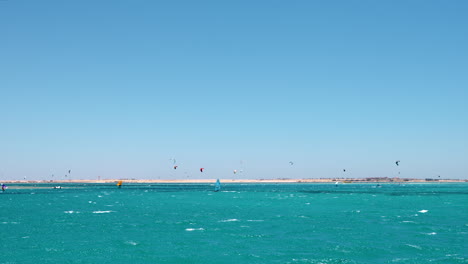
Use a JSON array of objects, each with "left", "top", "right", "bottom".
[{"left": 214, "top": 179, "right": 221, "bottom": 192}]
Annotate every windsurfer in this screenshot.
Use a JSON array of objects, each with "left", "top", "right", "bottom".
[{"left": 214, "top": 179, "right": 221, "bottom": 192}]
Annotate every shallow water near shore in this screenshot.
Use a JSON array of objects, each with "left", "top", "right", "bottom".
[{"left": 1, "top": 183, "right": 467, "bottom": 263}]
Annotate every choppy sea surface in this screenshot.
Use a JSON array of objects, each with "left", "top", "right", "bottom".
[{"left": 1, "top": 183, "right": 467, "bottom": 264}]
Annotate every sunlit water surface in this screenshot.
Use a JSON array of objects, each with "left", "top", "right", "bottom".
[{"left": 1, "top": 183, "right": 467, "bottom": 263}]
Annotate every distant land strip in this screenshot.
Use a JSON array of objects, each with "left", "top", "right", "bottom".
[{"left": 2, "top": 177, "right": 467, "bottom": 184}]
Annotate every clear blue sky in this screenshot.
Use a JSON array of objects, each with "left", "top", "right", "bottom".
[{"left": 1, "top": 0, "right": 467, "bottom": 180}]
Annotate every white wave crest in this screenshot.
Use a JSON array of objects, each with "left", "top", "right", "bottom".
[
  {"left": 185, "top": 228, "right": 204, "bottom": 231},
  {"left": 406, "top": 244, "right": 422, "bottom": 250},
  {"left": 125, "top": 241, "right": 138, "bottom": 246},
  {"left": 219, "top": 219, "right": 239, "bottom": 222}
]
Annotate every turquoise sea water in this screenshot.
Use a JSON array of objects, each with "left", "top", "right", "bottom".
[{"left": 1, "top": 183, "right": 467, "bottom": 263}]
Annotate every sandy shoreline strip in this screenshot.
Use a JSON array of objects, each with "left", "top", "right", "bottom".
[{"left": 2, "top": 178, "right": 466, "bottom": 184}]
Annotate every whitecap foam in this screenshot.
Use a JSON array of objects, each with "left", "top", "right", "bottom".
[
  {"left": 247, "top": 220, "right": 264, "bottom": 222},
  {"left": 92, "top": 211, "right": 114, "bottom": 214},
  {"left": 406, "top": 244, "right": 422, "bottom": 250},
  {"left": 219, "top": 219, "right": 239, "bottom": 222},
  {"left": 64, "top": 211, "right": 79, "bottom": 214},
  {"left": 125, "top": 241, "right": 138, "bottom": 246},
  {"left": 424, "top": 232, "right": 437, "bottom": 235},
  {"left": 418, "top": 210, "right": 428, "bottom": 213},
  {"left": 185, "top": 228, "right": 204, "bottom": 231}
]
